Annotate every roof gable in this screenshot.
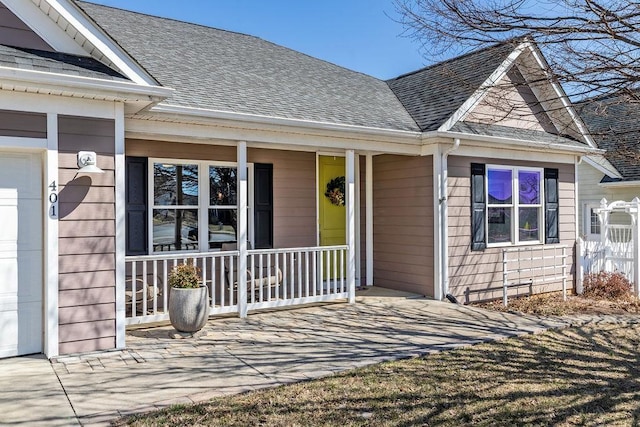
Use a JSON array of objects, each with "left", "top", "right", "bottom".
[
  {"left": 386, "top": 42, "right": 514, "bottom": 132},
  {"left": 462, "top": 66, "right": 557, "bottom": 133},
  {"left": 0, "top": 2, "right": 52, "bottom": 51}
]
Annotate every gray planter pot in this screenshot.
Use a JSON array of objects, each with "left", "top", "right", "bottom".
[{"left": 168, "top": 286, "right": 209, "bottom": 333}]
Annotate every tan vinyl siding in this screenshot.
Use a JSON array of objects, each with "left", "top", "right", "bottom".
[
  {"left": 464, "top": 68, "right": 555, "bottom": 133},
  {"left": 126, "top": 140, "right": 317, "bottom": 248},
  {"left": 0, "top": 4, "right": 53, "bottom": 51},
  {"left": 448, "top": 155, "right": 576, "bottom": 302},
  {"left": 373, "top": 155, "right": 433, "bottom": 296},
  {"left": 0, "top": 109, "right": 46, "bottom": 138},
  {"left": 58, "top": 116, "right": 116, "bottom": 354}
]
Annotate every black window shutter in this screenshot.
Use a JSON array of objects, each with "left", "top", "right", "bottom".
[
  {"left": 125, "top": 156, "right": 148, "bottom": 255},
  {"left": 254, "top": 163, "right": 273, "bottom": 249},
  {"left": 544, "top": 168, "right": 560, "bottom": 244},
  {"left": 470, "top": 163, "right": 486, "bottom": 251}
]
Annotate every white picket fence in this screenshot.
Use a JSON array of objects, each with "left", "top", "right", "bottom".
[
  {"left": 125, "top": 245, "right": 350, "bottom": 325},
  {"left": 578, "top": 225, "right": 634, "bottom": 283},
  {"left": 577, "top": 198, "right": 640, "bottom": 296}
]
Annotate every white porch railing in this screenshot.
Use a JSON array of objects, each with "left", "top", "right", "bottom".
[
  {"left": 502, "top": 245, "right": 569, "bottom": 306},
  {"left": 124, "top": 245, "right": 350, "bottom": 325}
]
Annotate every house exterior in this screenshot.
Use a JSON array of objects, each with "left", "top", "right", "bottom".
[
  {"left": 0, "top": 0, "right": 598, "bottom": 359},
  {"left": 576, "top": 95, "right": 640, "bottom": 240}
]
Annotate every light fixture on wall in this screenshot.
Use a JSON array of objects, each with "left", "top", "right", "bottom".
[{"left": 77, "top": 151, "right": 104, "bottom": 174}]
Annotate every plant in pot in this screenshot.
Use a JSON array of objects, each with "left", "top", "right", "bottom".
[{"left": 168, "top": 260, "right": 209, "bottom": 333}]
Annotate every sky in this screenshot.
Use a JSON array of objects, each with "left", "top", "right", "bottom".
[{"left": 86, "top": 0, "right": 427, "bottom": 80}]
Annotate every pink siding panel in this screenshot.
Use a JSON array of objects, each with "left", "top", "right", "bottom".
[
  {"left": 58, "top": 116, "right": 116, "bottom": 355},
  {"left": 58, "top": 288, "right": 115, "bottom": 308},
  {"left": 0, "top": 109, "right": 46, "bottom": 138},
  {"left": 0, "top": 5, "right": 52, "bottom": 51},
  {"left": 373, "top": 155, "right": 434, "bottom": 296},
  {"left": 58, "top": 337, "right": 115, "bottom": 355}
]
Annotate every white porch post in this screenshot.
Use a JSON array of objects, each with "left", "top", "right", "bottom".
[
  {"left": 44, "top": 113, "right": 59, "bottom": 358},
  {"left": 114, "top": 102, "right": 126, "bottom": 349},
  {"left": 365, "top": 154, "right": 373, "bottom": 286},
  {"left": 237, "top": 141, "right": 248, "bottom": 318},
  {"left": 633, "top": 197, "right": 640, "bottom": 297},
  {"left": 346, "top": 150, "right": 356, "bottom": 303}
]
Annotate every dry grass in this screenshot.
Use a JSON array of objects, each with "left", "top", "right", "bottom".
[
  {"left": 474, "top": 292, "right": 640, "bottom": 316},
  {"left": 116, "top": 323, "right": 640, "bottom": 426}
]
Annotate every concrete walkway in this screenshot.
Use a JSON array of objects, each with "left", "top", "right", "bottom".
[{"left": 1, "top": 289, "right": 578, "bottom": 426}]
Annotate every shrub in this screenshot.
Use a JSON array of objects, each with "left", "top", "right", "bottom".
[
  {"left": 582, "top": 271, "right": 632, "bottom": 300},
  {"left": 168, "top": 261, "right": 201, "bottom": 289}
]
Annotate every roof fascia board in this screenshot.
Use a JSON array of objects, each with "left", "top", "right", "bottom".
[
  {"left": 582, "top": 155, "right": 623, "bottom": 179},
  {"left": 437, "top": 42, "right": 527, "bottom": 132},
  {"left": 40, "top": 0, "right": 157, "bottom": 85},
  {"left": 2, "top": 0, "right": 86, "bottom": 55},
  {"left": 599, "top": 180, "right": 640, "bottom": 188},
  {"left": 0, "top": 66, "right": 172, "bottom": 101},
  {"left": 126, "top": 116, "right": 423, "bottom": 156},
  {"left": 149, "top": 103, "right": 424, "bottom": 145},
  {"left": 434, "top": 130, "right": 602, "bottom": 156},
  {"left": 524, "top": 43, "right": 597, "bottom": 148}
]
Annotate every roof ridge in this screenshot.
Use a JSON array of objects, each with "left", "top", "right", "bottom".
[
  {"left": 76, "top": 1, "right": 256, "bottom": 41},
  {"left": 387, "top": 39, "right": 520, "bottom": 82},
  {"left": 75, "top": 1, "right": 386, "bottom": 83}
]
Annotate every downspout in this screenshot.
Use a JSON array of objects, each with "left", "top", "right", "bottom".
[{"left": 440, "top": 138, "right": 461, "bottom": 299}]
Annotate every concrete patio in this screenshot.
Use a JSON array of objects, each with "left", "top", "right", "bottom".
[{"left": 1, "top": 288, "right": 571, "bottom": 426}]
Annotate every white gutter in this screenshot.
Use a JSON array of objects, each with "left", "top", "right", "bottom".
[
  {"left": 599, "top": 180, "right": 640, "bottom": 188},
  {"left": 0, "top": 66, "right": 173, "bottom": 101},
  {"left": 150, "top": 103, "right": 424, "bottom": 144},
  {"left": 440, "top": 138, "right": 460, "bottom": 300}
]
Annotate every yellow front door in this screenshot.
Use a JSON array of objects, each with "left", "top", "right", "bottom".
[{"left": 318, "top": 156, "right": 346, "bottom": 279}]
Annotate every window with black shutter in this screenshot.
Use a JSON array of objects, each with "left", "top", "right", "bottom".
[
  {"left": 470, "top": 163, "right": 559, "bottom": 248},
  {"left": 544, "top": 168, "right": 559, "bottom": 244},
  {"left": 125, "top": 156, "right": 148, "bottom": 255},
  {"left": 254, "top": 163, "right": 273, "bottom": 249},
  {"left": 470, "top": 163, "right": 486, "bottom": 251}
]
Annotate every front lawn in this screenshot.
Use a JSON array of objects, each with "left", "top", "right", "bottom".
[{"left": 117, "top": 323, "right": 640, "bottom": 426}]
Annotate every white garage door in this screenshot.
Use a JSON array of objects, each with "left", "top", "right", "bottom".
[{"left": 0, "top": 152, "right": 43, "bottom": 358}]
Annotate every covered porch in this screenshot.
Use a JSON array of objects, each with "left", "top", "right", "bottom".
[{"left": 122, "top": 137, "right": 376, "bottom": 325}]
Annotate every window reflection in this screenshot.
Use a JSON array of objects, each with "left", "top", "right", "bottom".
[
  {"left": 154, "top": 163, "right": 198, "bottom": 206},
  {"left": 519, "top": 207, "right": 539, "bottom": 241},
  {"left": 152, "top": 209, "right": 198, "bottom": 251},
  {"left": 210, "top": 166, "right": 237, "bottom": 206},
  {"left": 519, "top": 170, "right": 540, "bottom": 204},
  {"left": 208, "top": 209, "right": 237, "bottom": 248}
]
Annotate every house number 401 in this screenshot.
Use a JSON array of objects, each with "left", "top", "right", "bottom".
[{"left": 49, "top": 180, "right": 58, "bottom": 219}]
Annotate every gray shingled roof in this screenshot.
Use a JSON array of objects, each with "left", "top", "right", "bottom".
[
  {"left": 450, "top": 122, "right": 586, "bottom": 148},
  {"left": 577, "top": 94, "right": 640, "bottom": 182},
  {"left": 387, "top": 43, "right": 515, "bottom": 132},
  {"left": 0, "top": 44, "right": 125, "bottom": 80},
  {"left": 76, "top": 1, "right": 420, "bottom": 132}
]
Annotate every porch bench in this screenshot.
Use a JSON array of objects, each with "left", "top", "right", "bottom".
[
  {"left": 125, "top": 277, "right": 161, "bottom": 315},
  {"left": 221, "top": 243, "right": 283, "bottom": 301}
]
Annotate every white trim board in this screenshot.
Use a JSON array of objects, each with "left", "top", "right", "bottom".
[{"left": 583, "top": 155, "right": 623, "bottom": 180}]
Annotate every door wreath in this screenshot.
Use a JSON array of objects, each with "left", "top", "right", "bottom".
[{"left": 325, "top": 176, "right": 345, "bottom": 206}]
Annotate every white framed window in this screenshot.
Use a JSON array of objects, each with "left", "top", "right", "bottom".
[
  {"left": 583, "top": 201, "right": 601, "bottom": 240},
  {"left": 486, "top": 165, "right": 544, "bottom": 246},
  {"left": 149, "top": 158, "right": 253, "bottom": 253}
]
